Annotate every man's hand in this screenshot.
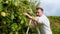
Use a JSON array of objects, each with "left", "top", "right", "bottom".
[
  {"left": 23, "top": 13, "right": 32, "bottom": 19},
  {"left": 23, "top": 13, "right": 29, "bottom": 16}
]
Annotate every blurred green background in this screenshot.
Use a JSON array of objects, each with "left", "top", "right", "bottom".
[{"left": 48, "top": 16, "right": 60, "bottom": 34}]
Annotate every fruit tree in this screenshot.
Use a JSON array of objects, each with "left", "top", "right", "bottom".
[{"left": 0, "top": 0, "right": 40, "bottom": 34}]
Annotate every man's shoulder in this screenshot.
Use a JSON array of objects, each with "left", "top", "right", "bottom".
[
  {"left": 42, "top": 15, "right": 48, "bottom": 19},
  {"left": 39, "top": 15, "right": 47, "bottom": 19},
  {"left": 39, "top": 15, "right": 49, "bottom": 22}
]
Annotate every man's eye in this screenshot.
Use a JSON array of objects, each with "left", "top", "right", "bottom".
[{"left": 36, "top": 12, "right": 39, "bottom": 13}]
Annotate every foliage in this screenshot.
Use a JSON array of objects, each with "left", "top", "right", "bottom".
[{"left": 0, "top": 0, "right": 39, "bottom": 34}]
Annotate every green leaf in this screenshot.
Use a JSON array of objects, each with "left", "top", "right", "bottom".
[
  {"left": 9, "top": 32, "right": 13, "bottom": 34},
  {"left": 15, "top": 31, "right": 18, "bottom": 34},
  {"left": 11, "top": 23, "right": 18, "bottom": 31},
  {"left": 27, "top": 8, "right": 34, "bottom": 16},
  {"left": 0, "top": 4, "right": 3, "bottom": 11},
  {"left": 0, "top": 0, "right": 3, "bottom": 3},
  {"left": 11, "top": 14, "right": 14, "bottom": 20}
]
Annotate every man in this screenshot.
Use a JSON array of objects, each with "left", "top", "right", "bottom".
[{"left": 23, "top": 7, "right": 52, "bottom": 34}]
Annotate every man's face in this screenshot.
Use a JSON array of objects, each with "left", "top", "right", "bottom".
[{"left": 36, "top": 9, "right": 43, "bottom": 16}]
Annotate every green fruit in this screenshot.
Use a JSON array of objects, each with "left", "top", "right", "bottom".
[
  {"left": 14, "top": 3, "right": 18, "bottom": 6},
  {"left": 1, "top": 12, "right": 6, "bottom": 17},
  {"left": 5, "top": 1, "right": 9, "bottom": 4}
]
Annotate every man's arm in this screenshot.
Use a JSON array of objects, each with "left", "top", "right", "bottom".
[
  {"left": 23, "top": 13, "right": 39, "bottom": 22},
  {"left": 23, "top": 13, "right": 43, "bottom": 24}
]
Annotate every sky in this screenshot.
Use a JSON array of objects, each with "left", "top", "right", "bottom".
[{"left": 40, "top": 0, "right": 60, "bottom": 16}]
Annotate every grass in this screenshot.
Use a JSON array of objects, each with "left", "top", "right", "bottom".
[{"left": 48, "top": 16, "right": 60, "bottom": 34}]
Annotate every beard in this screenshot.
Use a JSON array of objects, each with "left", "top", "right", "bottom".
[{"left": 36, "top": 15, "right": 40, "bottom": 16}]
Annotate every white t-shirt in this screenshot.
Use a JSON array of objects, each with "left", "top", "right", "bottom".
[{"left": 36, "top": 15, "right": 52, "bottom": 34}]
